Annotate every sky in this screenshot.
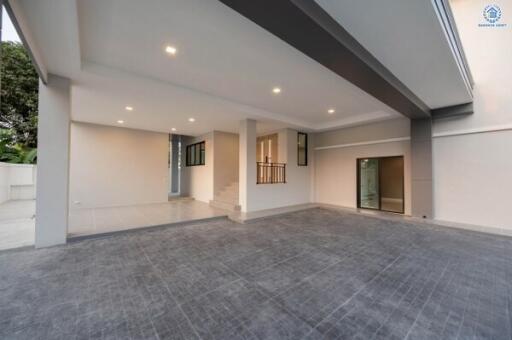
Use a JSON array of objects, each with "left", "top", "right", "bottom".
[{"left": 2, "top": 6, "right": 21, "bottom": 42}]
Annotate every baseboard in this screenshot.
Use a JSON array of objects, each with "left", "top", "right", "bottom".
[
  {"left": 317, "top": 203, "right": 512, "bottom": 238},
  {"left": 229, "top": 203, "right": 319, "bottom": 223}
]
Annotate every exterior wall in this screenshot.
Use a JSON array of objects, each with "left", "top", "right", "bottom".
[
  {"left": 69, "top": 122, "right": 169, "bottom": 209},
  {"left": 0, "top": 163, "right": 37, "bottom": 201},
  {"left": 314, "top": 119, "right": 412, "bottom": 215},
  {"left": 432, "top": 0, "right": 512, "bottom": 230},
  {"left": 213, "top": 131, "right": 239, "bottom": 195},
  {"left": 184, "top": 132, "right": 214, "bottom": 203},
  {"left": 0, "top": 164, "right": 10, "bottom": 204}
]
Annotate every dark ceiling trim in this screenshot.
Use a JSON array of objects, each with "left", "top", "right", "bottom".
[
  {"left": 431, "top": 102, "right": 473, "bottom": 119},
  {"left": 218, "top": 0, "right": 431, "bottom": 119}
]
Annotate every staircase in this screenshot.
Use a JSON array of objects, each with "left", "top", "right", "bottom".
[{"left": 209, "top": 182, "right": 241, "bottom": 211}]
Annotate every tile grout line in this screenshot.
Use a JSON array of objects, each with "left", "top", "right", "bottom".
[
  {"left": 402, "top": 261, "right": 450, "bottom": 339},
  {"left": 136, "top": 242, "right": 204, "bottom": 340},
  {"left": 301, "top": 253, "right": 404, "bottom": 340}
]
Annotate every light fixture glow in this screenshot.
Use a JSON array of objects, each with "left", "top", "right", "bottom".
[
  {"left": 165, "top": 45, "right": 178, "bottom": 56},
  {"left": 171, "top": 127, "right": 177, "bottom": 132},
  {"left": 125, "top": 106, "right": 134, "bottom": 111},
  {"left": 328, "top": 109, "right": 336, "bottom": 114},
  {"left": 188, "top": 118, "right": 195, "bottom": 122},
  {"left": 272, "top": 87, "right": 282, "bottom": 94},
  {"left": 117, "top": 120, "right": 124, "bottom": 124}
]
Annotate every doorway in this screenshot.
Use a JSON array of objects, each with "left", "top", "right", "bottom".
[
  {"left": 256, "top": 133, "right": 278, "bottom": 163},
  {"left": 357, "top": 156, "right": 404, "bottom": 214}
]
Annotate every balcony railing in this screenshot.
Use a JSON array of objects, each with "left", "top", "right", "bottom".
[{"left": 257, "top": 162, "right": 286, "bottom": 184}]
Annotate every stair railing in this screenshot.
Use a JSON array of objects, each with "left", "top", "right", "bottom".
[{"left": 256, "top": 162, "right": 286, "bottom": 184}]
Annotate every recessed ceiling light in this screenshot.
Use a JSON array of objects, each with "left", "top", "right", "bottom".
[
  {"left": 272, "top": 87, "right": 282, "bottom": 94},
  {"left": 328, "top": 109, "right": 336, "bottom": 114},
  {"left": 188, "top": 118, "right": 195, "bottom": 122},
  {"left": 125, "top": 106, "right": 134, "bottom": 111},
  {"left": 171, "top": 128, "right": 177, "bottom": 132},
  {"left": 117, "top": 120, "right": 124, "bottom": 124},
  {"left": 165, "top": 45, "right": 178, "bottom": 56}
]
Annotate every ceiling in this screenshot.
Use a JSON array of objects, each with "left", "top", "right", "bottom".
[
  {"left": 314, "top": 0, "right": 473, "bottom": 109},
  {"left": 10, "top": 0, "right": 471, "bottom": 136}
]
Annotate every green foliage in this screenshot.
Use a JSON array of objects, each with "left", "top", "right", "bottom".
[
  {"left": 0, "top": 128, "right": 37, "bottom": 164},
  {"left": 1, "top": 41, "right": 39, "bottom": 148}
]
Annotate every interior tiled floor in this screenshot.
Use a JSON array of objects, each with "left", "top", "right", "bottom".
[
  {"left": 68, "top": 200, "right": 228, "bottom": 237},
  {"left": 0, "top": 200, "right": 35, "bottom": 250},
  {"left": 1, "top": 208, "right": 511, "bottom": 339}
]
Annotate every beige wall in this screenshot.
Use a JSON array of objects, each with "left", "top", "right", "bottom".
[
  {"left": 181, "top": 131, "right": 239, "bottom": 203},
  {"left": 314, "top": 118, "right": 412, "bottom": 215},
  {"left": 213, "top": 131, "right": 239, "bottom": 195},
  {"left": 245, "top": 128, "right": 313, "bottom": 212},
  {"left": 432, "top": 0, "right": 512, "bottom": 230},
  {"left": 184, "top": 132, "right": 214, "bottom": 203},
  {"left": 69, "top": 122, "right": 169, "bottom": 209}
]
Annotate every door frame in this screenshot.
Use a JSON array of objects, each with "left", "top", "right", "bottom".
[{"left": 356, "top": 156, "right": 405, "bottom": 214}]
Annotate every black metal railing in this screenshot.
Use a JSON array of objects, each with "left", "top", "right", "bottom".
[{"left": 257, "top": 162, "right": 286, "bottom": 184}]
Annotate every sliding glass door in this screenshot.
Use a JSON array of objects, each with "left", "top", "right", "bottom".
[
  {"left": 357, "top": 156, "right": 404, "bottom": 213},
  {"left": 358, "top": 158, "right": 379, "bottom": 209}
]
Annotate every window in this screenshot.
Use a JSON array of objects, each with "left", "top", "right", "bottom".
[
  {"left": 298, "top": 132, "right": 308, "bottom": 166},
  {"left": 186, "top": 141, "right": 205, "bottom": 166}
]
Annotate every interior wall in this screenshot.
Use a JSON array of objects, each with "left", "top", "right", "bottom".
[
  {"left": 433, "top": 0, "right": 512, "bottom": 230},
  {"left": 213, "top": 131, "right": 239, "bottom": 195},
  {"left": 314, "top": 118, "right": 412, "bottom": 215},
  {"left": 69, "top": 122, "right": 169, "bottom": 209},
  {"left": 183, "top": 132, "right": 214, "bottom": 203},
  {"left": 245, "top": 128, "right": 313, "bottom": 212}
]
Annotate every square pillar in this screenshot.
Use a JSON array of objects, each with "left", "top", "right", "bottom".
[
  {"left": 411, "top": 118, "right": 433, "bottom": 219},
  {"left": 35, "top": 75, "right": 70, "bottom": 247},
  {"left": 239, "top": 119, "right": 256, "bottom": 212}
]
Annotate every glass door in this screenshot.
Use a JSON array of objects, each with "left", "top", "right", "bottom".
[
  {"left": 357, "top": 156, "right": 404, "bottom": 214},
  {"left": 358, "top": 158, "right": 380, "bottom": 210}
]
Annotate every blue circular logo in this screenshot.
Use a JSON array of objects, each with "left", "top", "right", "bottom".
[{"left": 483, "top": 5, "right": 502, "bottom": 23}]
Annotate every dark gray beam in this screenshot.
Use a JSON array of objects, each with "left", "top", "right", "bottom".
[
  {"left": 431, "top": 102, "right": 473, "bottom": 119},
  {"left": 217, "top": 0, "right": 431, "bottom": 119},
  {"left": 410, "top": 118, "right": 433, "bottom": 219}
]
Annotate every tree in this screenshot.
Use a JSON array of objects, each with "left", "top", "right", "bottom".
[{"left": 1, "top": 41, "right": 39, "bottom": 148}]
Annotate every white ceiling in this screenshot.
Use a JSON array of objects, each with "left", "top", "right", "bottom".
[
  {"left": 314, "top": 0, "right": 473, "bottom": 109},
  {"left": 12, "top": 0, "right": 401, "bottom": 136},
  {"left": 11, "top": 0, "right": 471, "bottom": 136}
]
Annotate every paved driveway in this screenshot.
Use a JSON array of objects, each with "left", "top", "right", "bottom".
[
  {"left": 0, "top": 208, "right": 511, "bottom": 339},
  {"left": 0, "top": 200, "right": 35, "bottom": 250}
]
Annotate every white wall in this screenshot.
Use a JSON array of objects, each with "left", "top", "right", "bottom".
[
  {"left": 433, "top": 0, "right": 512, "bottom": 230},
  {"left": 314, "top": 119, "right": 412, "bottom": 215},
  {"left": 213, "top": 131, "right": 239, "bottom": 195},
  {"left": 69, "top": 122, "right": 169, "bottom": 209},
  {"left": 241, "top": 126, "right": 313, "bottom": 212},
  {"left": 185, "top": 132, "right": 214, "bottom": 203},
  {"left": 0, "top": 163, "right": 37, "bottom": 201},
  {"left": 0, "top": 164, "right": 10, "bottom": 204}
]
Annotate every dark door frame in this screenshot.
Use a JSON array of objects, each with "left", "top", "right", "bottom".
[{"left": 357, "top": 156, "right": 405, "bottom": 214}]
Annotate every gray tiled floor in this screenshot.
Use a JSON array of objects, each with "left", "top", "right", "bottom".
[{"left": 1, "top": 208, "right": 511, "bottom": 339}]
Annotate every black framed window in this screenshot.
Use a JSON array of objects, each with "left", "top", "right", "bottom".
[
  {"left": 186, "top": 141, "right": 205, "bottom": 166},
  {"left": 298, "top": 132, "right": 308, "bottom": 166}
]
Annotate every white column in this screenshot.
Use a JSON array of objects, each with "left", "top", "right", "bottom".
[
  {"left": 35, "top": 75, "right": 70, "bottom": 248},
  {"left": 239, "top": 119, "right": 256, "bottom": 212}
]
